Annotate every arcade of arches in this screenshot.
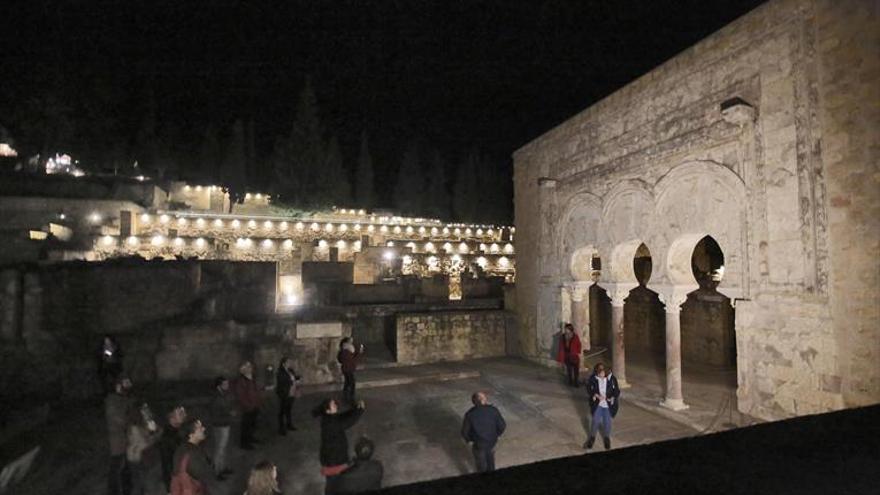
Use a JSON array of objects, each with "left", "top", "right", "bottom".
[{"left": 513, "top": 0, "right": 879, "bottom": 422}]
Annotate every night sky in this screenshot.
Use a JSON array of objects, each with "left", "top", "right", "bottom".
[{"left": 2, "top": 0, "right": 767, "bottom": 209}]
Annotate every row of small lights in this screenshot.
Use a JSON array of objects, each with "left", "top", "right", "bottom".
[
  {"left": 379, "top": 240, "right": 514, "bottom": 254},
  {"left": 399, "top": 254, "right": 512, "bottom": 269},
  {"left": 102, "top": 235, "right": 209, "bottom": 249},
  {"left": 141, "top": 213, "right": 511, "bottom": 237}
]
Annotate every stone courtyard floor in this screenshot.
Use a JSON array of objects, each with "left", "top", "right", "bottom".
[{"left": 11, "top": 357, "right": 705, "bottom": 495}]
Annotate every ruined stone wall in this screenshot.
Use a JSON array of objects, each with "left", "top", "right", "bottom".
[
  {"left": 513, "top": 0, "right": 879, "bottom": 419},
  {"left": 0, "top": 260, "right": 277, "bottom": 404},
  {"left": 396, "top": 311, "right": 508, "bottom": 365}
]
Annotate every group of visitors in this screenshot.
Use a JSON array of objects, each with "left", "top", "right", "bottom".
[
  {"left": 103, "top": 324, "right": 619, "bottom": 494},
  {"left": 103, "top": 336, "right": 378, "bottom": 495}
]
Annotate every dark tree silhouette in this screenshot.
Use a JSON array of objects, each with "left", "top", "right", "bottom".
[
  {"left": 453, "top": 150, "right": 481, "bottom": 221},
  {"left": 221, "top": 119, "right": 248, "bottom": 209},
  {"left": 197, "top": 124, "right": 222, "bottom": 182},
  {"left": 355, "top": 130, "right": 375, "bottom": 208},
  {"left": 320, "top": 135, "right": 351, "bottom": 207},
  {"left": 394, "top": 139, "right": 425, "bottom": 215},
  {"left": 424, "top": 149, "right": 449, "bottom": 220},
  {"left": 272, "top": 78, "right": 325, "bottom": 207}
]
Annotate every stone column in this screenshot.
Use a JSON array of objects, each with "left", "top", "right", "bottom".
[
  {"left": 658, "top": 287, "right": 692, "bottom": 411},
  {"left": 601, "top": 283, "right": 635, "bottom": 389},
  {"left": 570, "top": 285, "right": 590, "bottom": 351}
]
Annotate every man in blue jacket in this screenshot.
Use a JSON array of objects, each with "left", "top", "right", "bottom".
[
  {"left": 461, "top": 391, "right": 507, "bottom": 473},
  {"left": 585, "top": 362, "right": 621, "bottom": 450}
]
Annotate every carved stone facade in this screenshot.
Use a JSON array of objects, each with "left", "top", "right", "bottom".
[{"left": 514, "top": 0, "right": 879, "bottom": 420}]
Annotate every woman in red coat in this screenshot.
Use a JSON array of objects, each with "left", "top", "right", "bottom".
[{"left": 557, "top": 323, "right": 582, "bottom": 387}]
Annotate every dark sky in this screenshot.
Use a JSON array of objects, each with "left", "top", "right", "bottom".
[{"left": 2, "top": 0, "right": 766, "bottom": 195}]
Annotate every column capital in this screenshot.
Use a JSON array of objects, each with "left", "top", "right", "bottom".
[
  {"left": 656, "top": 284, "right": 698, "bottom": 314},
  {"left": 598, "top": 281, "right": 637, "bottom": 307},
  {"left": 570, "top": 284, "right": 589, "bottom": 302}
]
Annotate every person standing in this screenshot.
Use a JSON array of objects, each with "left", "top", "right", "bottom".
[
  {"left": 461, "top": 391, "right": 506, "bottom": 473},
  {"left": 312, "top": 398, "right": 366, "bottom": 493},
  {"left": 106, "top": 375, "right": 134, "bottom": 495},
  {"left": 556, "top": 323, "right": 582, "bottom": 387},
  {"left": 337, "top": 338, "right": 364, "bottom": 404},
  {"left": 276, "top": 357, "right": 301, "bottom": 436},
  {"left": 233, "top": 361, "right": 263, "bottom": 450},
  {"left": 159, "top": 405, "right": 188, "bottom": 493},
  {"left": 126, "top": 402, "right": 162, "bottom": 495},
  {"left": 332, "top": 437, "right": 384, "bottom": 494},
  {"left": 98, "top": 335, "right": 124, "bottom": 394},
  {"left": 208, "top": 377, "right": 236, "bottom": 479},
  {"left": 585, "top": 362, "right": 621, "bottom": 450},
  {"left": 170, "top": 418, "right": 215, "bottom": 494},
  {"left": 244, "top": 460, "right": 282, "bottom": 495}
]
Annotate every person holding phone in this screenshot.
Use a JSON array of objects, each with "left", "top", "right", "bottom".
[
  {"left": 337, "top": 338, "right": 364, "bottom": 404},
  {"left": 585, "top": 362, "right": 620, "bottom": 450}
]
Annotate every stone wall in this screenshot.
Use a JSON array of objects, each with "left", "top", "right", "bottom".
[
  {"left": 513, "top": 0, "right": 879, "bottom": 419},
  {"left": 0, "top": 260, "right": 276, "bottom": 404},
  {"left": 396, "top": 311, "right": 508, "bottom": 365}
]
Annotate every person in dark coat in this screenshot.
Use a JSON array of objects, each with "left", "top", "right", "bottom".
[
  {"left": 171, "top": 418, "right": 216, "bottom": 494},
  {"left": 584, "top": 362, "right": 621, "bottom": 450},
  {"left": 98, "top": 335, "right": 124, "bottom": 394},
  {"left": 461, "top": 391, "right": 506, "bottom": 473},
  {"left": 159, "top": 405, "right": 187, "bottom": 492},
  {"left": 337, "top": 338, "right": 364, "bottom": 404},
  {"left": 233, "top": 361, "right": 263, "bottom": 449},
  {"left": 331, "top": 436, "right": 384, "bottom": 494},
  {"left": 312, "top": 398, "right": 366, "bottom": 494},
  {"left": 209, "top": 377, "right": 236, "bottom": 478},
  {"left": 556, "top": 323, "right": 583, "bottom": 387},
  {"left": 276, "top": 356, "right": 301, "bottom": 435},
  {"left": 105, "top": 375, "right": 134, "bottom": 495}
]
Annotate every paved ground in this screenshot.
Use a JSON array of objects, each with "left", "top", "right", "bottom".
[{"left": 10, "top": 357, "right": 700, "bottom": 495}]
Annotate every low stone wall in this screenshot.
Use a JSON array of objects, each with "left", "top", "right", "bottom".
[
  {"left": 396, "top": 310, "right": 508, "bottom": 365},
  {"left": 155, "top": 319, "right": 348, "bottom": 386}
]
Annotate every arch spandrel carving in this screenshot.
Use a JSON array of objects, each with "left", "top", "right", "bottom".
[
  {"left": 556, "top": 192, "right": 603, "bottom": 281},
  {"left": 652, "top": 161, "right": 747, "bottom": 291},
  {"left": 601, "top": 179, "right": 654, "bottom": 246}
]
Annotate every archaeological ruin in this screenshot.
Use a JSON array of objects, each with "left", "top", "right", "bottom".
[{"left": 513, "top": 0, "right": 879, "bottom": 421}]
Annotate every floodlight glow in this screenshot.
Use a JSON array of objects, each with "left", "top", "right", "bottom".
[
  {"left": 386, "top": 241, "right": 395, "bottom": 247},
  {"left": 380, "top": 225, "right": 388, "bottom": 233},
  {"left": 245, "top": 193, "right": 252, "bottom": 199},
  {"left": 465, "top": 228, "right": 472, "bottom": 235},
  {"left": 318, "top": 240, "right": 328, "bottom": 248},
  {"left": 232, "top": 219, "right": 241, "bottom": 228},
  {"left": 476, "top": 228, "right": 483, "bottom": 236},
  {"left": 140, "top": 213, "right": 150, "bottom": 223},
  {"left": 325, "top": 223, "right": 334, "bottom": 232},
  {"left": 102, "top": 235, "right": 115, "bottom": 246},
  {"left": 504, "top": 243, "right": 514, "bottom": 254},
  {"left": 295, "top": 222, "right": 304, "bottom": 231},
  {"left": 174, "top": 237, "right": 185, "bottom": 247},
  {"left": 452, "top": 254, "right": 461, "bottom": 262},
  {"left": 490, "top": 243, "right": 500, "bottom": 253},
  {"left": 443, "top": 227, "right": 449, "bottom": 234},
  {"left": 336, "top": 240, "right": 347, "bottom": 249},
  {"left": 282, "top": 239, "right": 293, "bottom": 249},
  {"left": 285, "top": 294, "right": 298, "bottom": 305},
  {"left": 127, "top": 236, "right": 139, "bottom": 246},
  {"left": 213, "top": 219, "right": 224, "bottom": 227},
  {"left": 89, "top": 212, "right": 102, "bottom": 224},
  {"left": 340, "top": 224, "right": 348, "bottom": 232},
  {"left": 418, "top": 226, "right": 425, "bottom": 234},
  {"left": 196, "top": 218, "right": 205, "bottom": 228},
  {"left": 151, "top": 235, "right": 164, "bottom": 246},
  {"left": 195, "top": 238, "right": 206, "bottom": 248},
  {"left": 383, "top": 250, "right": 395, "bottom": 260},
  {"left": 443, "top": 242, "right": 453, "bottom": 253},
  {"left": 477, "top": 256, "right": 488, "bottom": 268},
  {"left": 425, "top": 242, "right": 435, "bottom": 253},
  {"left": 405, "top": 226, "right": 413, "bottom": 234},
  {"left": 262, "top": 239, "right": 273, "bottom": 248},
  {"left": 248, "top": 220, "right": 257, "bottom": 228},
  {"left": 367, "top": 225, "right": 375, "bottom": 233},
  {"left": 311, "top": 222, "right": 320, "bottom": 231},
  {"left": 406, "top": 242, "right": 416, "bottom": 250},
  {"left": 459, "top": 242, "right": 469, "bottom": 253},
  {"left": 499, "top": 256, "right": 510, "bottom": 267},
  {"left": 264, "top": 220, "right": 273, "bottom": 229},
  {"left": 160, "top": 214, "right": 170, "bottom": 224},
  {"left": 393, "top": 226, "right": 401, "bottom": 234},
  {"left": 354, "top": 224, "right": 361, "bottom": 231},
  {"left": 353, "top": 240, "right": 362, "bottom": 250},
  {"left": 177, "top": 217, "right": 187, "bottom": 226},
  {"left": 280, "top": 221, "right": 288, "bottom": 231}
]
